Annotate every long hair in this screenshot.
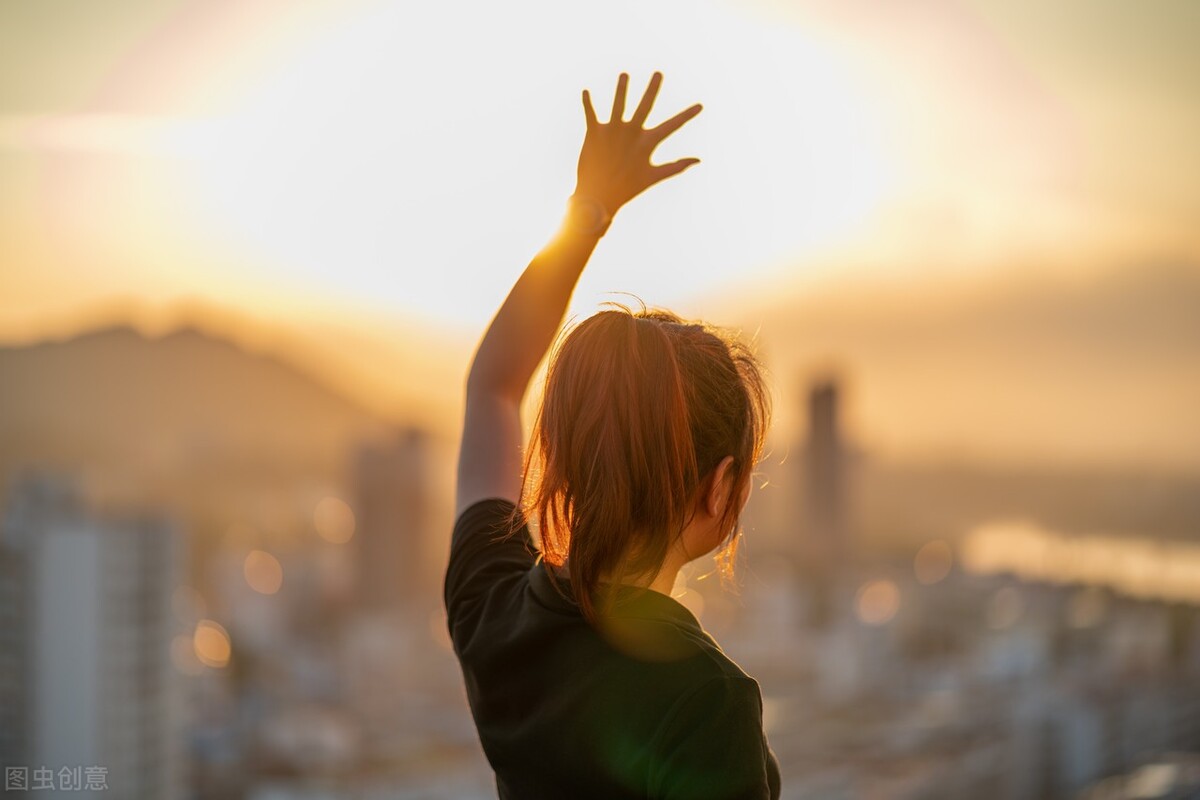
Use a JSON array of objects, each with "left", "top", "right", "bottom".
[{"left": 504, "top": 299, "right": 771, "bottom": 626}]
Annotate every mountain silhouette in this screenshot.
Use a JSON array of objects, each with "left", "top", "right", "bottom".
[{"left": 0, "top": 324, "right": 402, "bottom": 514}]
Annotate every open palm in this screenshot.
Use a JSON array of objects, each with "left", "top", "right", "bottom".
[{"left": 575, "top": 72, "right": 703, "bottom": 216}]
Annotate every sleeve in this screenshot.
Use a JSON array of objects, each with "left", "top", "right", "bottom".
[
  {"left": 443, "top": 496, "right": 537, "bottom": 626},
  {"left": 648, "top": 675, "right": 775, "bottom": 800}
]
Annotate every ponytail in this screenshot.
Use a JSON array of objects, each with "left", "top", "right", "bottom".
[{"left": 504, "top": 300, "right": 771, "bottom": 626}]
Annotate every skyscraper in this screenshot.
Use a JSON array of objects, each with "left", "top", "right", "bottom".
[
  {"left": 352, "top": 427, "right": 436, "bottom": 616},
  {"left": 796, "top": 378, "right": 852, "bottom": 628},
  {"left": 0, "top": 474, "right": 184, "bottom": 800}
]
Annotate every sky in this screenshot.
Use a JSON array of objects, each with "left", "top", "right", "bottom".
[{"left": 2, "top": 0, "right": 1198, "bottom": 341}]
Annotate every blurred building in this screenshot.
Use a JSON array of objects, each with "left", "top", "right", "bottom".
[
  {"left": 353, "top": 427, "right": 437, "bottom": 618},
  {"left": 795, "top": 378, "right": 853, "bottom": 628},
  {"left": 0, "top": 474, "right": 185, "bottom": 799}
]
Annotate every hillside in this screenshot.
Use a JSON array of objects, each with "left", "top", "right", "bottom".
[{"left": 0, "top": 325, "right": 410, "bottom": 515}]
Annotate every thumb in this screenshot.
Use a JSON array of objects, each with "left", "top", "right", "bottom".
[{"left": 648, "top": 157, "right": 701, "bottom": 187}]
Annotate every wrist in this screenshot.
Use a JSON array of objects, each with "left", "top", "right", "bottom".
[{"left": 563, "top": 192, "right": 613, "bottom": 238}]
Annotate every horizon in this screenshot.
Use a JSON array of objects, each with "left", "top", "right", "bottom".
[{"left": 4, "top": 257, "right": 1197, "bottom": 475}]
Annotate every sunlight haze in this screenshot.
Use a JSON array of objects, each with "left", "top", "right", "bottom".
[
  {"left": 2, "top": 0, "right": 1198, "bottom": 470},
  {"left": 4, "top": 0, "right": 1196, "bottom": 336}
]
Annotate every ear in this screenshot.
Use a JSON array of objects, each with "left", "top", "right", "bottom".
[{"left": 704, "top": 455, "right": 738, "bottom": 518}]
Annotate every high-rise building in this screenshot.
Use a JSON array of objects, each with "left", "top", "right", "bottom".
[
  {"left": 0, "top": 474, "right": 184, "bottom": 800},
  {"left": 795, "top": 378, "right": 852, "bottom": 628},
  {"left": 353, "top": 427, "right": 436, "bottom": 616},
  {"left": 0, "top": 501, "right": 33, "bottom": 770}
]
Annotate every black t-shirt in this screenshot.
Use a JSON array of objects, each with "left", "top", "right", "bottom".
[{"left": 444, "top": 497, "right": 782, "bottom": 799}]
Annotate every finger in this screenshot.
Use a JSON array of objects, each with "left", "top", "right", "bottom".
[
  {"left": 582, "top": 89, "right": 598, "bottom": 129},
  {"left": 648, "top": 103, "right": 702, "bottom": 142},
  {"left": 631, "top": 71, "right": 662, "bottom": 127},
  {"left": 648, "top": 157, "right": 701, "bottom": 187},
  {"left": 610, "top": 72, "right": 629, "bottom": 124}
]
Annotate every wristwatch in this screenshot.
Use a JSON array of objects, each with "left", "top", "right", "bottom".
[{"left": 564, "top": 193, "right": 612, "bottom": 237}]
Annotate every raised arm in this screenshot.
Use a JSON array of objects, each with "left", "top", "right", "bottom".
[{"left": 454, "top": 71, "right": 703, "bottom": 518}]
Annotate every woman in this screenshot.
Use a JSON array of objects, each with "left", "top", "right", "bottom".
[{"left": 445, "top": 71, "right": 779, "bottom": 799}]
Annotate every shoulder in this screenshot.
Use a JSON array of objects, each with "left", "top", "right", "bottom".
[
  {"left": 443, "top": 496, "right": 537, "bottom": 624},
  {"left": 666, "top": 673, "right": 764, "bottom": 728},
  {"left": 451, "top": 496, "right": 527, "bottom": 548}
]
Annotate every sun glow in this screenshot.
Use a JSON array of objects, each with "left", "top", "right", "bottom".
[
  {"left": 4, "top": 0, "right": 1197, "bottom": 342},
  {"left": 34, "top": 0, "right": 893, "bottom": 327}
]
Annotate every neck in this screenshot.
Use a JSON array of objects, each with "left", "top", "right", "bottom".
[
  {"left": 552, "top": 541, "right": 691, "bottom": 599},
  {"left": 645, "top": 562, "right": 682, "bottom": 596},
  {"left": 602, "top": 550, "right": 686, "bottom": 597}
]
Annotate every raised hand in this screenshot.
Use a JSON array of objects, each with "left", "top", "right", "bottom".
[
  {"left": 459, "top": 74, "right": 701, "bottom": 516},
  {"left": 574, "top": 71, "right": 702, "bottom": 217}
]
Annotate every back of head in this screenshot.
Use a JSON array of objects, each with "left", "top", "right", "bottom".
[{"left": 510, "top": 299, "right": 772, "bottom": 625}]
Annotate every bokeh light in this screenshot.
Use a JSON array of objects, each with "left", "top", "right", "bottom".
[
  {"left": 193, "top": 619, "right": 232, "bottom": 669},
  {"left": 913, "top": 539, "right": 954, "bottom": 585},
  {"left": 314, "top": 496, "right": 356, "bottom": 544},
  {"left": 244, "top": 549, "right": 284, "bottom": 595},
  {"left": 855, "top": 579, "right": 900, "bottom": 626}
]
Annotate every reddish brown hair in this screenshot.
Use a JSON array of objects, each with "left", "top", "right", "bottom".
[{"left": 504, "top": 300, "right": 771, "bottom": 625}]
